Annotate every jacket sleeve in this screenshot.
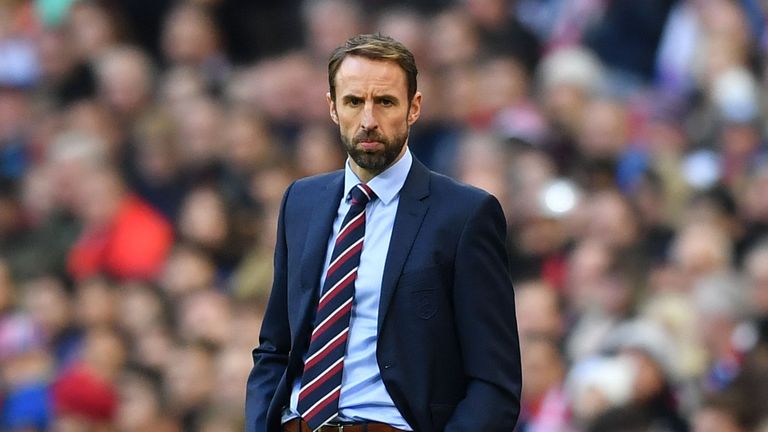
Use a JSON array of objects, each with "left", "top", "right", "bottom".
[
  {"left": 445, "top": 193, "right": 522, "bottom": 431},
  {"left": 245, "top": 183, "right": 294, "bottom": 431}
]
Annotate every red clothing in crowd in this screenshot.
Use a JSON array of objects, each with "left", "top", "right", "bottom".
[
  {"left": 52, "top": 363, "right": 118, "bottom": 422},
  {"left": 67, "top": 195, "right": 173, "bottom": 281}
]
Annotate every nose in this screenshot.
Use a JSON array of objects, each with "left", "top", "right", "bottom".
[{"left": 360, "top": 103, "right": 378, "bottom": 131}]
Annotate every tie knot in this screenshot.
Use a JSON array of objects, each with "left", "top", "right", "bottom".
[{"left": 348, "top": 183, "right": 376, "bottom": 207}]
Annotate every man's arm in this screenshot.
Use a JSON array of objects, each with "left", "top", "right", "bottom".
[
  {"left": 245, "top": 183, "right": 294, "bottom": 431},
  {"left": 446, "top": 193, "right": 522, "bottom": 431}
]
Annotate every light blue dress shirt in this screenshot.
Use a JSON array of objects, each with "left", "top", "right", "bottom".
[{"left": 283, "top": 148, "right": 413, "bottom": 430}]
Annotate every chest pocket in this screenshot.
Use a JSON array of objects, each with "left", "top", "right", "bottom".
[{"left": 399, "top": 265, "right": 448, "bottom": 320}]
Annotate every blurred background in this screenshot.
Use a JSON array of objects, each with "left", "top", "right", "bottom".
[{"left": 2, "top": 0, "right": 768, "bottom": 430}]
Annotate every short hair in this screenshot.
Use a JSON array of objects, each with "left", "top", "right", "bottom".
[{"left": 328, "top": 33, "right": 417, "bottom": 102}]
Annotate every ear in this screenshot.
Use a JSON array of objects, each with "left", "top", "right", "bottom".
[
  {"left": 327, "top": 92, "right": 339, "bottom": 124},
  {"left": 407, "top": 91, "right": 422, "bottom": 126}
]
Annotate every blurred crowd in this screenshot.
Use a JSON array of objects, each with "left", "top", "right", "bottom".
[{"left": 1, "top": 0, "right": 768, "bottom": 431}]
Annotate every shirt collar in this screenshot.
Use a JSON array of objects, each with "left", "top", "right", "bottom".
[{"left": 344, "top": 147, "right": 412, "bottom": 206}]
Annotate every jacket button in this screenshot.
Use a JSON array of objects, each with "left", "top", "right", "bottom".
[{"left": 383, "top": 364, "right": 392, "bottom": 369}]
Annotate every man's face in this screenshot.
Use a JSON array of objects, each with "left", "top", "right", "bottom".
[{"left": 328, "top": 56, "right": 421, "bottom": 177}]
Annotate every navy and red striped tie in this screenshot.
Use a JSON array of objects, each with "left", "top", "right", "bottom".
[{"left": 298, "top": 182, "right": 376, "bottom": 430}]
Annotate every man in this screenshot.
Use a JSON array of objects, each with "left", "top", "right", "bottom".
[{"left": 246, "top": 34, "right": 521, "bottom": 431}]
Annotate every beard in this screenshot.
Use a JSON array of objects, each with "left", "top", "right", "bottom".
[{"left": 341, "top": 127, "right": 408, "bottom": 174}]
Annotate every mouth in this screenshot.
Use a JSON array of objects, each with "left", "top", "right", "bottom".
[{"left": 358, "top": 140, "right": 383, "bottom": 151}]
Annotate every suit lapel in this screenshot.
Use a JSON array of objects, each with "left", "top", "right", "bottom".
[
  {"left": 295, "top": 172, "right": 344, "bottom": 340},
  {"left": 378, "top": 159, "right": 430, "bottom": 332}
]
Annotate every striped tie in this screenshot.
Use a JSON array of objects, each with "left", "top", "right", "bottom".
[{"left": 297, "top": 182, "right": 376, "bottom": 430}]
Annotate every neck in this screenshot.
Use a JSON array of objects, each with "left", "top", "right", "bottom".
[{"left": 350, "top": 162, "right": 379, "bottom": 183}]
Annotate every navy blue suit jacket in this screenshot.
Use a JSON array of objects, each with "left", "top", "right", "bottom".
[{"left": 245, "top": 158, "right": 521, "bottom": 431}]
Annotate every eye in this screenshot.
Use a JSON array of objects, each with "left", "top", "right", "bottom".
[
  {"left": 379, "top": 98, "right": 394, "bottom": 107},
  {"left": 347, "top": 97, "right": 362, "bottom": 107}
]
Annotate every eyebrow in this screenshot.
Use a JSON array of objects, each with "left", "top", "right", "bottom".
[
  {"left": 374, "top": 95, "right": 399, "bottom": 104},
  {"left": 341, "top": 95, "right": 362, "bottom": 103},
  {"left": 340, "top": 94, "right": 400, "bottom": 103}
]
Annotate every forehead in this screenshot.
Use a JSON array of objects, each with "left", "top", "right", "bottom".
[{"left": 334, "top": 56, "right": 408, "bottom": 96}]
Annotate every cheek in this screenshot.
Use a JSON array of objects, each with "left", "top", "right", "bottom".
[
  {"left": 339, "top": 119, "right": 358, "bottom": 135},
  {"left": 336, "top": 110, "right": 359, "bottom": 128}
]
